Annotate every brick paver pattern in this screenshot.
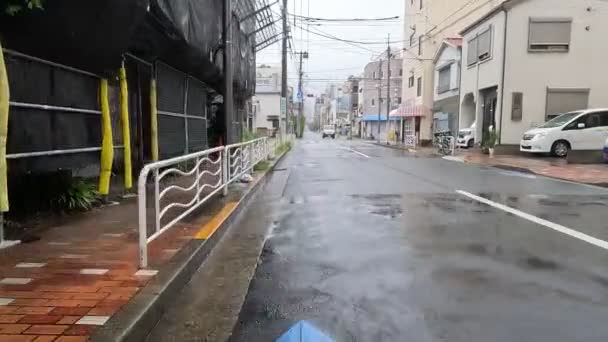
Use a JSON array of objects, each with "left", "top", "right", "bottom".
[{"left": 0, "top": 200, "right": 202, "bottom": 340}]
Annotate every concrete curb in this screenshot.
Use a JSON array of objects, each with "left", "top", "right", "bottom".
[
  {"left": 91, "top": 147, "right": 292, "bottom": 342},
  {"left": 371, "top": 142, "right": 440, "bottom": 156},
  {"left": 454, "top": 158, "right": 608, "bottom": 189}
]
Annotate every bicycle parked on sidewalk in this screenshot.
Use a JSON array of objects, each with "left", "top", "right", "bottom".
[{"left": 434, "top": 131, "right": 455, "bottom": 156}]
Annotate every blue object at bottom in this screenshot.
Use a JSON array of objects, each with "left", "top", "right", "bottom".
[{"left": 276, "top": 321, "right": 333, "bottom": 342}]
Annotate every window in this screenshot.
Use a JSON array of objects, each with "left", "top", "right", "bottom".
[
  {"left": 418, "top": 36, "right": 423, "bottom": 56},
  {"left": 601, "top": 112, "right": 608, "bottom": 127},
  {"left": 565, "top": 113, "right": 603, "bottom": 130},
  {"left": 399, "top": 69, "right": 403, "bottom": 76},
  {"left": 416, "top": 77, "right": 422, "bottom": 97},
  {"left": 371, "top": 98, "right": 375, "bottom": 106},
  {"left": 467, "top": 26, "right": 492, "bottom": 66},
  {"left": 477, "top": 27, "right": 492, "bottom": 61},
  {"left": 408, "top": 76, "right": 415, "bottom": 88},
  {"left": 437, "top": 66, "right": 451, "bottom": 94},
  {"left": 586, "top": 113, "right": 601, "bottom": 128},
  {"left": 397, "top": 97, "right": 402, "bottom": 104},
  {"left": 467, "top": 37, "right": 478, "bottom": 66},
  {"left": 372, "top": 71, "right": 376, "bottom": 79},
  {"left": 512, "top": 92, "right": 523, "bottom": 121},
  {"left": 546, "top": 88, "right": 589, "bottom": 120},
  {"left": 529, "top": 18, "right": 572, "bottom": 52},
  {"left": 380, "top": 71, "right": 383, "bottom": 79}
]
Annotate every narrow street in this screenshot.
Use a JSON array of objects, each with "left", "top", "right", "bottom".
[{"left": 147, "top": 134, "right": 608, "bottom": 341}]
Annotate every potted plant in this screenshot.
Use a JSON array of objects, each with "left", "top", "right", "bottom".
[{"left": 484, "top": 126, "right": 498, "bottom": 158}]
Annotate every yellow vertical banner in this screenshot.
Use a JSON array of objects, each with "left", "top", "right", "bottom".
[
  {"left": 0, "top": 45, "right": 10, "bottom": 212},
  {"left": 99, "top": 79, "right": 114, "bottom": 195},
  {"left": 119, "top": 67, "right": 132, "bottom": 189},
  {"left": 150, "top": 79, "right": 159, "bottom": 161}
]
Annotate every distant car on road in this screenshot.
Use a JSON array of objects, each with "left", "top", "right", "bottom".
[
  {"left": 520, "top": 109, "right": 608, "bottom": 157},
  {"left": 322, "top": 125, "right": 336, "bottom": 139}
]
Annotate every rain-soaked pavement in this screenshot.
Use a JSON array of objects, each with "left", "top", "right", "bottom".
[{"left": 147, "top": 134, "right": 608, "bottom": 342}]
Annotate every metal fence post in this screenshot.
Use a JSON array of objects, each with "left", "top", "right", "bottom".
[
  {"left": 195, "top": 156, "right": 201, "bottom": 203},
  {"left": 154, "top": 169, "right": 160, "bottom": 236},
  {"left": 138, "top": 168, "right": 149, "bottom": 268},
  {"left": 222, "top": 147, "right": 229, "bottom": 196},
  {"left": 240, "top": 147, "right": 245, "bottom": 177}
]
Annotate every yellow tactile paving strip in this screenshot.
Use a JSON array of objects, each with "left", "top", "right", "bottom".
[{"left": 195, "top": 202, "right": 239, "bottom": 240}]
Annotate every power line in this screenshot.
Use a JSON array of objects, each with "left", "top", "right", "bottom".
[
  {"left": 288, "top": 13, "right": 400, "bottom": 22},
  {"left": 291, "top": 22, "right": 384, "bottom": 54}
]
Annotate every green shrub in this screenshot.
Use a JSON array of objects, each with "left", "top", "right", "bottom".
[
  {"left": 242, "top": 128, "right": 259, "bottom": 142},
  {"left": 483, "top": 127, "right": 499, "bottom": 148},
  {"left": 274, "top": 141, "right": 293, "bottom": 156},
  {"left": 254, "top": 160, "right": 271, "bottom": 172},
  {"left": 52, "top": 179, "right": 99, "bottom": 212}
]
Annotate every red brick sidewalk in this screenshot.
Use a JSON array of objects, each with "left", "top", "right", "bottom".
[
  {"left": 458, "top": 150, "right": 608, "bottom": 186},
  {"left": 0, "top": 183, "right": 242, "bottom": 341}
]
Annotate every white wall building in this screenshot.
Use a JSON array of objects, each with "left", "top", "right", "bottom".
[
  {"left": 253, "top": 64, "right": 282, "bottom": 135},
  {"left": 459, "top": 0, "right": 608, "bottom": 146},
  {"left": 432, "top": 38, "right": 462, "bottom": 134},
  {"left": 402, "top": 0, "right": 503, "bottom": 144}
]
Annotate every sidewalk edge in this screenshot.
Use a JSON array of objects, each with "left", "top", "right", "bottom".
[
  {"left": 459, "top": 158, "right": 608, "bottom": 189},
  {"left": 90, "top": 147, "right": 292, "bottom": 342}
]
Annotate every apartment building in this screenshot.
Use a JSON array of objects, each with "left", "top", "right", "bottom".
[
  {"left": 253, "top": 64, "right": 282, "bottom": 136},
  {"left": 402, "top": 0, "right": 503, "bottom": 144},
  {"left": 459, "top": 0, "right": 608, "bottom": 147},
  {"left": 360, "top": 50, "right": 403, "bottom": 140}
]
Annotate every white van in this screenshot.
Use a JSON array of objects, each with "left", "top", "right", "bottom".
[
  {"left": 457, "top": 122, "right": 476, "bottom": 148},
  {"left": 520, "top": 109, "right": 608, "bottom": 157}
]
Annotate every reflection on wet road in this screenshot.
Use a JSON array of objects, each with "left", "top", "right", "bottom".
[{"left": 230, "top": 136, "right": 608, "bottom": 342}]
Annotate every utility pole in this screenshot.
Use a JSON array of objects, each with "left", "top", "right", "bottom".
[
  {"left": 224, "top": 0, "right": 234, "bottom": 144},
  {"left": 386, "top": 34, "right": 391, "bottom": 142},
  {"left": 281, "top": 0, "right": 288, "bottom": 137},
  {"left": 296, "top": 51, "right": 308, "bottom": 138},
  {"left": 298, "top": 51, "right": 304, "bottom": 138},
  {"left": 377, "top": 57, "right": 382, "bottom": 137}
]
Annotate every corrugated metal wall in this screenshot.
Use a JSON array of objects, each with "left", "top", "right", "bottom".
[{"left": 156, "top": 62, "right": 209, "bottom": 159}]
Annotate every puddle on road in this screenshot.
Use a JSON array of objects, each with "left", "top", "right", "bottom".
[
  {"left": 522, "top": 256, "right": 560, "bottom": 271},
  {"left": 350, "top": 194, "right": 404, "bottom": 219}
]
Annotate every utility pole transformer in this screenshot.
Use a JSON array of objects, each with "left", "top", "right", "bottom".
[{"left": 281, "top": 0, "right": 288, "bottom": 136}]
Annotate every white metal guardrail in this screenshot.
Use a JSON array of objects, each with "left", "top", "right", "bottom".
[{"left": 137, "top": 137, "right": 270, "bottom": 267}]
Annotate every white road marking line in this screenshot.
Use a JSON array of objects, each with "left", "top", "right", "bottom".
[
  {"left": 457, "top": 190, "right": 608, "bottom": 250},
  {"left": 341, "top": 147, "right": 371, "bottom": 158}
]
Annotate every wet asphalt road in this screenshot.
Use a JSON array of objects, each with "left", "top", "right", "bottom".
[{"left": 149, "top": 134, "right": 608, "bottom": 341}]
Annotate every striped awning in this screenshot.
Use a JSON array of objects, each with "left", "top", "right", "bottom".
[{"left": 389, "top": 104, "right": 430, "bottom": 118}]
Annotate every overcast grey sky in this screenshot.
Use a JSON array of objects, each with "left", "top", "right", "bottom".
[{"left": 257, "top": 0, "right": 403, "bottom": 93}]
